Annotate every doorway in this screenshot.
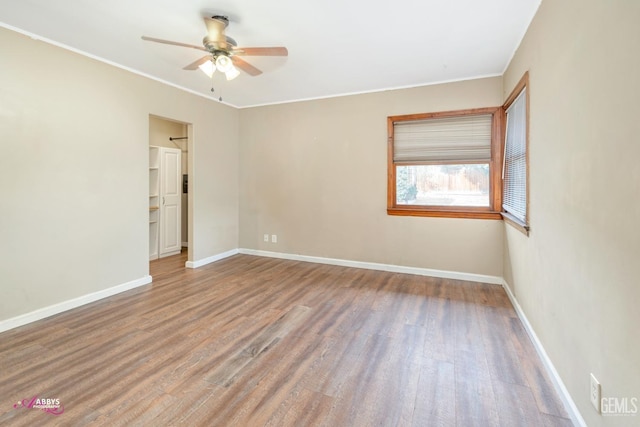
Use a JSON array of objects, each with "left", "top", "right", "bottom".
[{"left": 149, "top": 115, "right": 191, "bottom": 262}]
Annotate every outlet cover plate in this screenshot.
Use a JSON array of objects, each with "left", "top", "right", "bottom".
[{"left": 590, "top": 373, "right": 601, "bottom": 413}]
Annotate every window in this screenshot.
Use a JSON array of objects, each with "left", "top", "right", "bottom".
[
  {"left": 502, "top": 72, "right": 529, "bottom": 233},
  {"left": 387, "top": 107, "right": 502, "bottom": 219}
]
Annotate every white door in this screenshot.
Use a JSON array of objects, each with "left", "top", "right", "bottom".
[{"left": 159, "top": 147, "right": 181, "bottom": 257}]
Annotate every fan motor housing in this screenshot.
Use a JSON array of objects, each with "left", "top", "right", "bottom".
[{"left": 203, "top": 36, "right": 237, "bottom": 52}]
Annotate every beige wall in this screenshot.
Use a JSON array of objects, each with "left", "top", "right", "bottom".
[
  {"left": 503, "top": 0, "right": 640, "bottom": 425},
  {"left": 0, "top": 27, "right": 239, "bottom": 321},
  {"left": 239, "top": 78, "right": 504, "bottom": 277}
]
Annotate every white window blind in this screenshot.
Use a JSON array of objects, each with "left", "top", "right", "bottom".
[
  {"left": 393, "top": 114, "right": 493, "bottom": 163},
  {"left": 503, "top": 88, "right": 527, "bottom": 222}
]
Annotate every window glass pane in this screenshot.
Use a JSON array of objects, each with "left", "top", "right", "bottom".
[
  {"left": 503, "top": 88, "right": 527, "bottom": 222},
  {"left": 396, "top": 164, "right": 490, "bottom": 207}
]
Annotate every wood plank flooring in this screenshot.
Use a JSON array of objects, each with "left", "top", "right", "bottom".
[{"left": 0, "top": 252, "right": 573, "bottom": 426}]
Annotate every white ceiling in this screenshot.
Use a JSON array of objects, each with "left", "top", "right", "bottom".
[{"left": 0, "top": 0, "right": 540, "bottom": 108}]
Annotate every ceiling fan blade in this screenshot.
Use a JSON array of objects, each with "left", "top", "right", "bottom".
[
  {"left": 183, "top": 55, "right": 212, "bottom": 70},
  {"left": 141, "top": 36, "right": 207, "bottom": 51},
  {"left": 231, "top": 56, "right": 262, "bottom": 76},
  {"left": 233, "top": 47, "right": 288, "bottom": 56}
]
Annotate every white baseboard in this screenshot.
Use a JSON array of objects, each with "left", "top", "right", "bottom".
[
  {"left": 238, "top": 248, "right": 503, "bottom": 285},
  {"left": 501, "top": 280, "right": 586, "bottom": 427},
  {"left": 185, "top": 248, "right": 239, "bottom": 269},
  {"left": 0, "top": 275, "right": 152, "bottom": 334}
]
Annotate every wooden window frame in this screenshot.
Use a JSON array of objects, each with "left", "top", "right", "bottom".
[
  {"left": 387, "top": 107, "right": 503, "bottom": 219},
  {"left": 501, "top": 72, "right": 530, "bottom": 235}
]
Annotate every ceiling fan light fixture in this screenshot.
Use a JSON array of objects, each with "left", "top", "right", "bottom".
[
  {"left": 198, "top": 60, "right": 215, "bottom": 78},
  {"left": 225, "top": 65, "right": 240, "bottom": 81},
  {"left": 215, "top": 55, "right": 233, "bottom": 72},
  {"left": 142, "top": 16, "right": 289, "bottom": 82}
]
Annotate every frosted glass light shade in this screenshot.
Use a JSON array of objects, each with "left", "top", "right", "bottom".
[
  {"left": 225, "top": 66, "right": 240, "bottom": 81},
  {"left": 215, "top": 55, "right": 233, "bottom": 72},
  {"left": 198, "top": 60, "right": 215, "bottom": 78}
]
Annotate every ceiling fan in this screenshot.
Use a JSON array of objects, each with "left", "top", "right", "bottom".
[{"left": 142, "top": 15, "right": 288, "bottom": 81}]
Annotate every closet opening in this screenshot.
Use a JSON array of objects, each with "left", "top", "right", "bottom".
[{"left": 148, "top": 115, "right": 191, "bottom": 263}]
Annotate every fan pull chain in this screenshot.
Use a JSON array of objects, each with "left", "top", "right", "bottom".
[
  {"left": 210, "top": 85, "right": 223, "bottom": 102},
  {"left": 211, "top": 74, "right": 222, "bottom": 102}
]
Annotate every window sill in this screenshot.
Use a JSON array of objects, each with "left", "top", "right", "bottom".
[
  {"left": 501, "top": 212, "right": 530, "bottom": 236},
  {"left": 387, "top": 207, "right": 502, "bottom": 220}
]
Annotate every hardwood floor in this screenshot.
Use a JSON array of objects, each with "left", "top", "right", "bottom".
[{"left": 0, "top": 252, "right": 573, "bottom": 426}]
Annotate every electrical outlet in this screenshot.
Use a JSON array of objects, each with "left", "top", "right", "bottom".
[
  {"left": 263, "top": 234, "right": 269, "bottom": 242},
  {"left": 590, "top": 373, "right": 601, "bottom": 413},
  {"left": 271, "top": 234, "right": 277, "bottom": 243}
]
